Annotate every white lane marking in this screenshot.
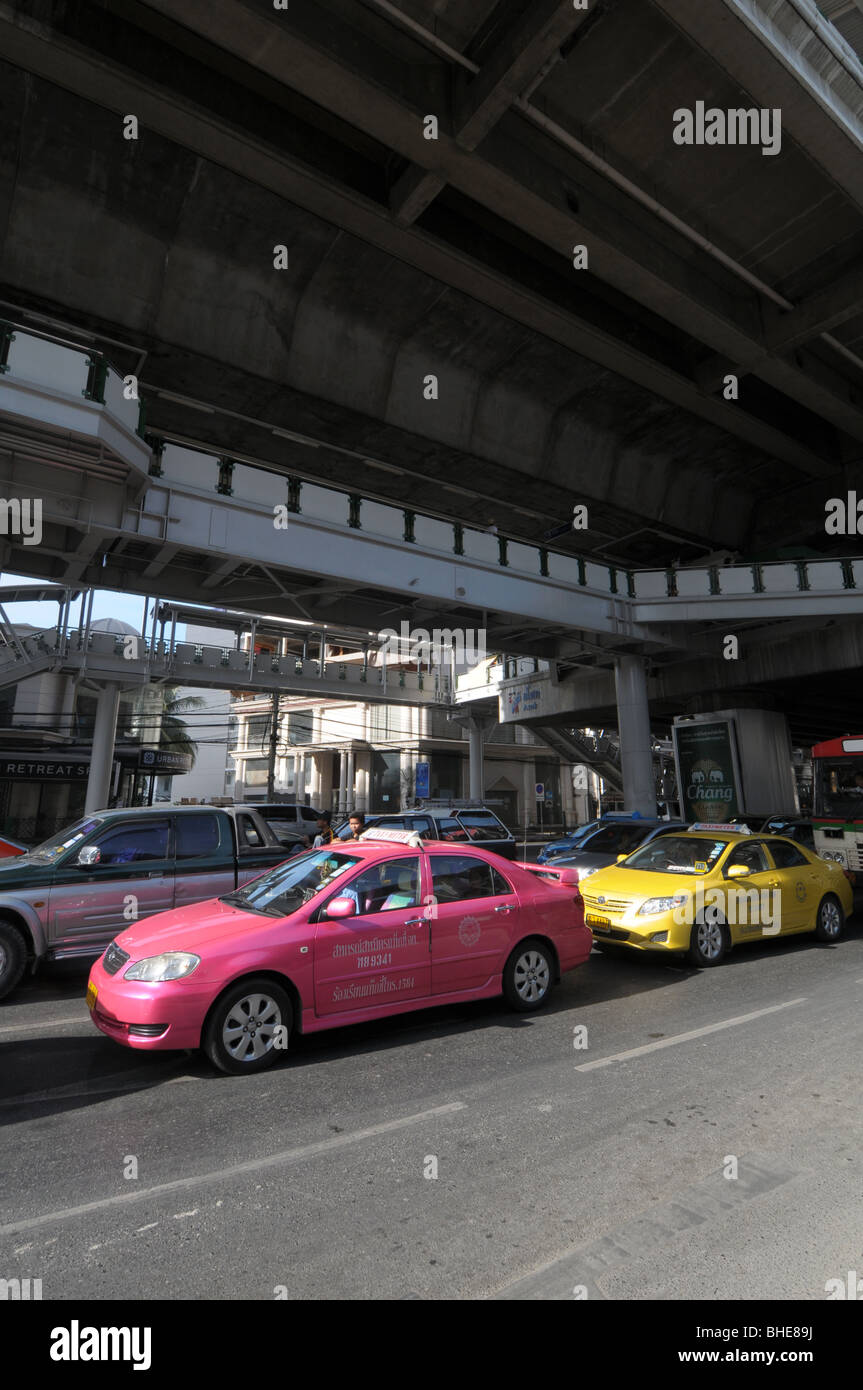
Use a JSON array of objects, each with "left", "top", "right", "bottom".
[
  {"left": 135, "top": 1223, "right": 159, "bottom": 1233},
  {"left": 0, "top": 1015, "right": 89, "bottom": 1036},
  {"left": 575, "top": 998, "right": 807, "bottom": 1071},
  {"left": 0, "top": 1101, "right": 467, "bottom": 1237},
  {"left": 172, "top": 1210, "right": 198, "bottom": 1220}
]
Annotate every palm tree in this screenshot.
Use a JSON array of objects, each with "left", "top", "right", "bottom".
[{"left": 158, "top": 687, "right": 205, "bottom": 768}]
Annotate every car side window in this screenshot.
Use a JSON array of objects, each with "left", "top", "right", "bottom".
[
  {"left": 406, "top": 817, "right": 434, "bottom": 835},
  {"left": 767, "top": 839, "right": 808, "bottom": 869},
  {"left": 338, "top": 857, "right": 421, "bottom": 915},
  {"left": 613, "top": 825, "right": 650, "bottom": 853},
  {"left": 491, "top": 867, "right": 514, "bottom": 896},
  {"left": 430, "top": 856, "right": 499, "bottom": 903},
  {"left": 175, "top": 813, "right": 222, "bottom": 859},
  {"left": 456, "top": 812, "right": 505, "bottom": 840},
  {"left": 437, "top": 817, "right": 469, "bottom": 842},
  {"left": 237, "top": 814, "right": 264, "bottom": 848},
  {"left": 583, "top": 826, "right": 620, "bottom": 851},
  {"left": 724, "top": 841, "right": 769, "bottom": 875},
  {"left": 90, "top": 821, "right": 170, "bottom": 864}
]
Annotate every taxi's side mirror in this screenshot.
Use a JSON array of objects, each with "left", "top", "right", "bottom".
[
  {"left": 326, "top": 896, "right": 357, "bottom": 919},
  {"left": 77, "top": 846, "right": 101, "bottom": 867},
  {"left": 616, "top": 853, "right": 627, "bottom": 862},
  {"left": 727, "top": 863, "right": 750, "bottom": 878}
]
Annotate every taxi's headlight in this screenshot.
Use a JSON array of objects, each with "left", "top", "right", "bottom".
[
  {"left": 576, "top": 865, "right": 598, "bottom": 879},
  {"left": 124, "top": 952, "right": 201, "bottom": 982},
  {"left": 637, "top": 894, "right": 688, "bottom": 916}
]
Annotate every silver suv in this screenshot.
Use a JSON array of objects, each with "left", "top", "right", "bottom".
[{"left": 0, "top": 805, "right": 287, "bottom": 999}]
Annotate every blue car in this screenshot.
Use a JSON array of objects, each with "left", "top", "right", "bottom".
[{"left": 537, "top": 816, "right": 681, "bottom": 864}]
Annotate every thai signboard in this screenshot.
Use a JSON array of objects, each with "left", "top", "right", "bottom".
[{"left": 672, "top": 719, "right": 742, "bottom": 823}]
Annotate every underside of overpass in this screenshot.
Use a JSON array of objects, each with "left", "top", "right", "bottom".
[{"left": 1, "top": 0, "right": 863, "bottom": 743}]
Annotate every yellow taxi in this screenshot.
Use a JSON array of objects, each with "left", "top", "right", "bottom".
[{"left": 581, "top": 824, "right": 854, "bottom": 966}]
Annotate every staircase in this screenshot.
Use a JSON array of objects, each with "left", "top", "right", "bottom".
[{"left": 534, "top": 724, "right": 623, "bottom": 793}]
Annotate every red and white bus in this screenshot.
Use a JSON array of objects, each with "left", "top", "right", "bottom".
[{"left": 811, "top": 736, "right": 863, "bottom": 870}]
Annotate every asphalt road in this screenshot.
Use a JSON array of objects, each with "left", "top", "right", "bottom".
[{"left": 2, "top": 925, "right": 862, "bottom": 1301}]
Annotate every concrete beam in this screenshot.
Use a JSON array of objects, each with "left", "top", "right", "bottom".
[
  {"left": 699, "top": 265, "right": 863, "bottom": 390},
  {"left": 392, "top": 0, "right": 592, "bottom": 223},
  {"left": 74, "top": 2, "right": 859, "bottom": 452},
  {"left": 649, "top": 0, "right": 863, "bottom": 215},
  {"left": 0, "top": 20, "right": 833, "bottom": 480}
]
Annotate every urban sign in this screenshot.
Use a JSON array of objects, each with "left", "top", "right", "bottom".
[
  {"left": 138, "top": 749, "right": 194, "bottom": 773},
  {"left": 0, "top": 756, "right": 92, "bottom": 781},
  {"left": 672, "top": 719, "right": 742, "bottom": 823}
]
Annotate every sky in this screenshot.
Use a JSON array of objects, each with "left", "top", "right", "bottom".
[{"left": 0, "top": 575, "right": 171, "bottom": 637}]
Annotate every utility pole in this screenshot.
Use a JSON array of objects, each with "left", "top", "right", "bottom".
[{"left": 266, "top": 691, "right": 280, "bottom": 798}]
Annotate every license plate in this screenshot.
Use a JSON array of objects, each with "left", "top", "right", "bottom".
[
  {"left": 586, "top": 914, "right": 611, "bottom": 930},
  {"left": 86, "top": 981, "right": 98, "bottom": 1012}
]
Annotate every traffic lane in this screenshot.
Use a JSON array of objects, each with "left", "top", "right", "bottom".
[
  {"left": 1, "top": 956, "right": 862, "bottom": 1300},
  {"left": 2, "top": 933, "right": 863, "bottom": 1297},
  {"left": 0, "top": 958, "right": 195, "bottom": 1111},
  {"left": 2, "top": 925, "right": 860, "bottom": 1157},
  {"left": 0, "top": 916, "right": 793, "bottom": 1127}
]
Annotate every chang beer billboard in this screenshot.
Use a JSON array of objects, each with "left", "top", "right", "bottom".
[{"left": 673, "top": 718, "right": 742, "bottom": 823}]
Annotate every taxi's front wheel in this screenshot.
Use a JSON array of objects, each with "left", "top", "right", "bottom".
[
  {"left": 203, "top": 977, "right": 293, "bottom": 1075},
  {"left": 687, "top": 916, "right": 729, "bottom": 967}
]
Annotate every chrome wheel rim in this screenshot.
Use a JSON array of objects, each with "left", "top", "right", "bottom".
[
  {"left": 222, "top": 992, "right": 284, "bottom": 1062},
  {"left": 513, "top": 949, "right": 550, "bottom": 1002},
  {"left": 696, "top": 920, "right": 724, "bottom": 960},
  {"left": 820, "top": 901, "right": 841, "bottom": 937}
]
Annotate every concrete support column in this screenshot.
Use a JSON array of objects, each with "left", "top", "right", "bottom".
[
  {"left": 468, "top": 722, "right": 484, "bottom": 801},
  {"left": 296, "top": 752, "right": 305, "bottom": 802},
  {"left": 346, "top": 748, "right": 355, "bottom": 812},
  {"left": 614, "top": 655, "right": 655, "bottom": 817},
  {"left": 337, "top": 749, "right": 347, "bottom": 814},
  {"left": 85, "top": 682, "right": 121, "bottom": 815},
  {"left": 355, "top": 753, "right": 370, "bottom": 812}
]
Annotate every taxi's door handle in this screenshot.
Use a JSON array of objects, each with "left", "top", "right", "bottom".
[
  {"left": 404, "top": 916, "right": 425, "bottom": 926},
  {"left": 495, "top": 904, "right": 515, "bottom": 913}
]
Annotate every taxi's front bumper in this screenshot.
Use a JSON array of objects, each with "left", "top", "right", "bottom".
[
  {"left": 586, "top": 909, "right": 690, "bottom": 953},
  {"left": 87, "top": 954, "right": 209, "bottom": 1051}
]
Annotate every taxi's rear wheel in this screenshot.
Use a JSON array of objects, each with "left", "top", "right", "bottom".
[
  {"left": 203, "top": 977, "right": 292, "bottom": 1075},
  {"left": 687, "top": 915, "right": 728, "bottom": 967},
  {"left": 814, "top": 894, "right": 844, "bottom": 943},
  {"left": 0, "top": 920, "right": 27, "bottom": 1000},
  {"left": 503, "top": 938, "right": 554, "bottom": 1012}
]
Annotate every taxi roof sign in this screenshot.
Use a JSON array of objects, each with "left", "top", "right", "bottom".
[
  {"left": 689, "top": 822, "right": 751, "bottom": 834},
  {"left": 359, "top": 827, "right": 425, "bottom": 849}
]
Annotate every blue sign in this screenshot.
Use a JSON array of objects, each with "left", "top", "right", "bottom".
[
  {"left": 415, "top": 761, "right": 430, "bottom": 798},
  {"left": 535, "top": 782, "right": 544, "bottom": 799}
]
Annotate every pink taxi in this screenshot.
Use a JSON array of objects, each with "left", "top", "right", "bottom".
[{"left": 87, "top": 830, "right": 590, "bottom": 1074}]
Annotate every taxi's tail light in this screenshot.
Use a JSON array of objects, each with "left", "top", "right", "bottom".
[{"left": 843, "top": 869, "right": 855, "bottom": 883}]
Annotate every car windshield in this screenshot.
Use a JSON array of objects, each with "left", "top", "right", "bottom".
[
  {"left": 27, "top": 817, "right": 104, "bottom": 863},
  {"left": 220, "top": 849, "right": 361, "bottom": 916},
  {"left": 619, "top": 836, "right": 729, "bottom": 874},
  {"left": 814, "top": 757, "right": 863, "bottom": 819}
]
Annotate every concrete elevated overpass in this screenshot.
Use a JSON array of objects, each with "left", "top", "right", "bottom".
[{"left": 1, "top": 0, "right": 863, "bottom": 806}]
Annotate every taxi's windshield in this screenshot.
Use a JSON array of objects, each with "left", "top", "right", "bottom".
[
  {"left": 28, "top": 818, "right": 103, "bottom": 863},
  {"left": 619, "top": 836, "right": 728, "bottom": 875},
  {"left": 220, "top": 849, "right": 361, "bottom": 917}
]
